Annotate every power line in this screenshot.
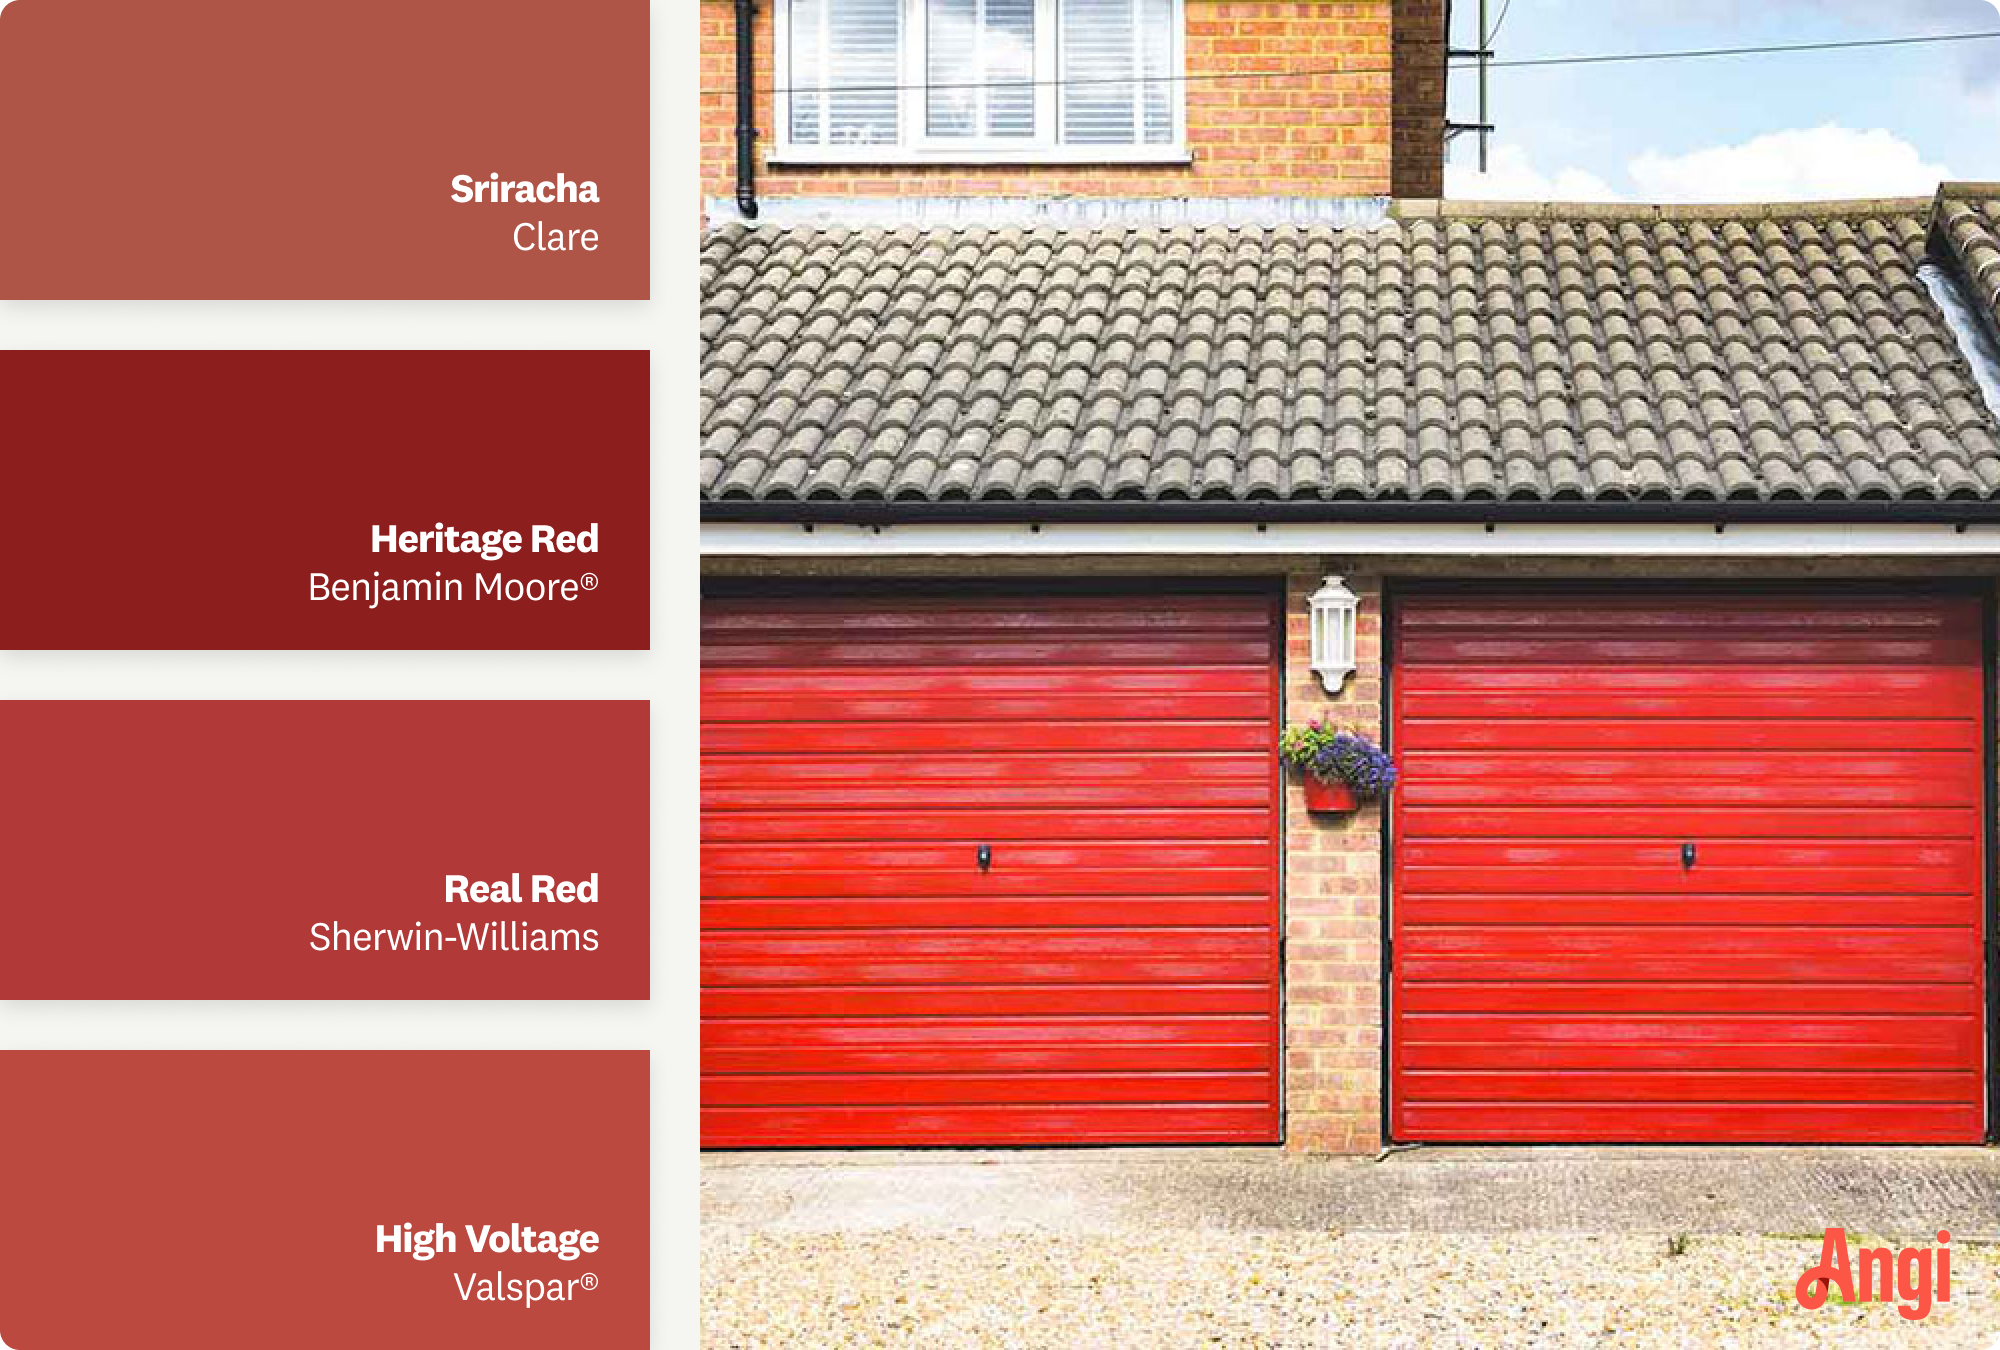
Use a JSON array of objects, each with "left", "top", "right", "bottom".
[
  {"left": 698, "top": 26, "right": 2000, "bottom": 99},
  {"left": 1493, "top": 28, "right": 2000, "bottom": 71},
  {"left": 1488, "top": 0, "right": 1516, "bottom": 46}
]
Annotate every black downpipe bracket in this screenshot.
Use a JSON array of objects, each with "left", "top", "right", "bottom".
[{"left": 734, "top": 0, "right": 760, "bottom": 219}]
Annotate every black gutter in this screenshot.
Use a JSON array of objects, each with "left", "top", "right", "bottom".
[
  {"left": 734, "top": 0, "right": 759, "bottom": 220},
  {"left": 701, "top": 497, "right": 2000, "bottom": 527}
]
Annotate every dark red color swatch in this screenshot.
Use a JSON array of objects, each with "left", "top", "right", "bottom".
[{"left": 0, "top": 350, "right": 649, "bottom": 650}]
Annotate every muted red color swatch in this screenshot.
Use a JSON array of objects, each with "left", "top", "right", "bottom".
[
  {"left": 0, "top": 1052, "right": 649, "bottom": 1349},
  {"left": 0, "top": 701, "right": 650, "bottom": 1000},
  {"left": 0, "top": 0, "right": 648, "bottom": 297}
]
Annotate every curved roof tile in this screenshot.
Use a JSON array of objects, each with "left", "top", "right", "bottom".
[{"left": 702, "top": 196, "right": 2000, "bottom": 507}]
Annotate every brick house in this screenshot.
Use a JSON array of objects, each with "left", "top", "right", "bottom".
[
  {"left": 699, "top": 1, "right": 2000, "bottom": 1152},
  {"left": 701, "top": 0, "right": 1446, "bottom": 214}
]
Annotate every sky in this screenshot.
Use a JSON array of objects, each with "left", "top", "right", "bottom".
[{"left": 1443, "top": 0, "right": 2000, "bottom": 201}]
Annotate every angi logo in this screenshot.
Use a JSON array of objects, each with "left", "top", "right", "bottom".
[{"left": 1795, "top": 1227, "right": 1951, "bottom": 1322}]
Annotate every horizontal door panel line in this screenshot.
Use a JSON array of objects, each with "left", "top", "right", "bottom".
[
  {"left": 704, "top": 654, "right": 1275, "bottom": 669},
  {"left": 703, "top": 846, "right": 1274, "bottom": 864},
  {"left": 702, "top": 1069, "right": 1272, "bottom": 1081},
  {"left": 1399, "top": 830, "right": 1974, "bottom": 842},
  {"left": 706, "top": 718, "right": 1273, "bottom": 731},
  {"left": 701, "top": 903, "right": 1276, "bottom": 919},
  {"left": 700, "top": 988, "right": 1264, "bottom": 1008},
  {"left": 699, "top": 1102, "right": 1280, "bottom": 1116},
  {"left": 705, "top": 750, "right": 1273, "bottom": 764},
  {"left": 1396, "top": 1042, "right": 1982, "bottom": 1052},
  {"left": 702, "top": 664, "right": 1274, "bottom": 685},
  {"left": 1398, "top": 991, "right": 1981, "bottom": 999},
  {"left": 704, "top": 1020, "right": 1264, "bottom": 1032},
  {"left": 702, "top": 924, "right": 1274, "bottom": 937},
  {"left": 1400, "top": 1016, "right": 1992, "bottom": 1024},
  {"left": 705, "top": 970, "right": 1277, "bottom": 986},
  {"left": 1396, "top": 979, "right": 1977, "bottom": 989},
  {"left": 703, "top": 920, "right": 1276, "bottom": 933},
  {"left": 1397, "top": 921, "right": 1977, "bottom": 931},
  {"left": 1400, "top": 714, "right": 1978, "bottom": 725},
  {"left": 1400, "top": 977, "right": 1978, "bottom": 987},
  {"left": 703, "top": 897, "right": 1275, "bottom": 911},
  {"left": 1397, "top": 966, "right": 1980, "bottom": 979},
  {"left": 702, "top": 747, "right": 1272, "bottom": 762},
  {"left": 703, "top": 707, "right": 1273, "bottom": 724},
  {"left": 702, "top": 832, "right": 1274, "bottom": 845},
  {"left": 701, "top": 1100, "right": 1275, "bottom": 1111},
  {"left": 1403, "top": 751, "right": 1980, "bottom": 762},
  {"left": 1398, "top": 923, "right": 1978, "bottom": 933},
  {"left": 1399, "top": 879, "right": 1973, "bottom": 894},
  {"left": 1400, "top": 1097, "right": 1980, "bottom": 1107},
  {"left": 706, "top": 1094, "right": 1275, "bottom": 1108},
  {"left": 1398, "top": 1069, "right": 1979, "bottom": 1079},
  {"left": 1393, "top": 892, "right": 1975, "bottom": 903},
  {"left": 703, "top": 886, "right": 1273, "bottom": 900},
  {"left": 1396, "top": 836, "right": 1978, "bottom": 846}
]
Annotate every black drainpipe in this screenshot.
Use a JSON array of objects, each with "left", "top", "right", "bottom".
[{"left": 734, "top": 0, "right": 760, "bottom": 219}]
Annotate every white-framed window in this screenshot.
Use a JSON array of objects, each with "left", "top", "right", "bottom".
[{"left": 774, "top": 0, "right": 1187, "bottom": 164}]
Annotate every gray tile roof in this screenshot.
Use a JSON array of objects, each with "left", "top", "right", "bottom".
[{"left": 701, "top": 193, "right": 2000, "bottom": 512}]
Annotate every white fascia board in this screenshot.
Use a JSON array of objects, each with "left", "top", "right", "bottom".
[{"left": 703, "top": 521, "right": 2000, "bottom": 558}]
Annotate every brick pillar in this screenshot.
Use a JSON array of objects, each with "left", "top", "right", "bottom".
[
  {"left": 1391, "top": 0, "right": 1446, "bottom": 198},
  {"left": 1282, "top": 568, "right": 1385, "bottom": 1152}
]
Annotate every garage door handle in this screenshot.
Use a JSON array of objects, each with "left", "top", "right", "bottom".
[
  {"left": 978, "top": 844, "right": 992, "bottom": 871},
  {"left": 1682, "top": 841, "right": 1696, "bottom": 870}
]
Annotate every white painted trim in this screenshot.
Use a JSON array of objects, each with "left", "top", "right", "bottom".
[
  {"left": 707, "top": 193, "right": 1390, "bottom": 229},
  {"left": 768, "top": 144, "right": 1191, "bottom": 166},
  {"left": 702, "top": 521, "right": 2000, "bottom": 558}
]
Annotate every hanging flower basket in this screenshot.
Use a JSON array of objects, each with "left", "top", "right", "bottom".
[
  {"left": 1280, "top": 720, "right": 1397, "bottom": 817},
  {"left": 1302, "top": 777, "right": 1359, "bottom": 813}
]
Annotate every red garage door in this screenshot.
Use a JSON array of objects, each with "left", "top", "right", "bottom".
[
  {"left": 701, "top": 588, "right": 1283, "bottom": 1148},
  {"left": 1393, "top": 590, "right": 1988, "bottom": 1143}
]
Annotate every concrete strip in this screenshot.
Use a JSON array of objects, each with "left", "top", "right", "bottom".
[{"left": 703, "top": 1146, "right": 2000, "bottom": 1241}]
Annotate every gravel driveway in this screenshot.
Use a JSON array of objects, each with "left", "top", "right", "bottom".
[
  {"left": 703, "top": 1228, "right": 1999, "bottom": 1348},
  {"left": 703, "top": 1148, "right": 2000, "bottom": 1346}
]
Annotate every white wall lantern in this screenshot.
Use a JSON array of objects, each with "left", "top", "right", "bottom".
[{"left": 1309, "top": 575, "right": 1359, "bottom": 694}]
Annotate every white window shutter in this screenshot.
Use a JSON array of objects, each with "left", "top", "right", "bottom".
[
  {"left": 791, "top": 0, "right": 903, "bottom": 147},
  {"left": 985, "top": 0, "right": 1038, "bottom": 138},
  {"left": 1138, "top": 0, "right": 1173, "bottom": 144},
  {"left": 926, "top": 0, "right": 980, "bottom": 138},
  {"left": 789, "top": 0, "right": 827, "bottom": 144},
  {"left": 926, "top": 0, "right": 1038, "bottom": 141},
  {"left": 1059, "top": 0, "right": 1173, "bottom": 147}
]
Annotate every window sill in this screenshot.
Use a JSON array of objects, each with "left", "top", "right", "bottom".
[{"left": 768, "top": 145, "right": 1194, "bottom": 168}]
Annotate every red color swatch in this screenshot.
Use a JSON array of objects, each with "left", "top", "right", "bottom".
[
  {"left": 0, "top": 0, "right": 648, "bottom": 297},
  {"left": 0, "top": 701, "right": 650, "bottom": 1000},
  {"left": 0, "top": 1052, "right": 649, "bottom": 1349},
  {"left": 0, "top": 351, "right": 649, "bottom": 650}
]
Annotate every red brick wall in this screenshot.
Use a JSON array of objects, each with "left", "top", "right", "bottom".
[
  {"left": 700, "top": 0, "right": 1428, "bottom": 204},
  {"left": 1390, "top": 0, "right": 1444, "bottom": 197},
  {"left": 1282, "top": 569, "right": 1385, "bottom": 1152}
]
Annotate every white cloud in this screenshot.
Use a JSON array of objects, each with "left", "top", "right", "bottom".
[
  {"left": 1627, "top": 124, "right": 1952, "bottom": 200},
  {"left": 1443, "top": 126, "right": 1953, "bottom": 204},
  {"left": 1444, "top": 144, "right": 1624, "bottom": 201}
]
